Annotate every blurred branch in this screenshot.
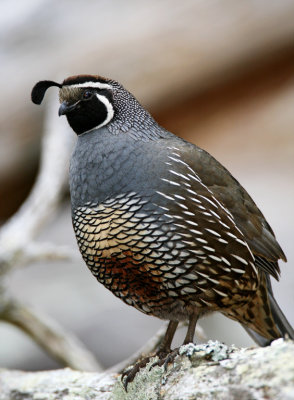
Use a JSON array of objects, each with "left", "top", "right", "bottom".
[
  {"left": 0, "top": 92, "right": 102, "bottom": 372},
  {"left": 0, "top": 297, "right": 102, "bottom": 372},
  {"left": 0, "top": 92, "right": 74, "bottom": 271}
]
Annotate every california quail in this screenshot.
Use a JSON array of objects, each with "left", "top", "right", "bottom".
[{"left": 32, "top": 75, "right": 294, "bottom": 381}]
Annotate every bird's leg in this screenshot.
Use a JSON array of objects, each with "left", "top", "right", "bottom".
[
  {"left": 122, "top": 320, "right": 178, "bottom": 390},
  {"left": 155, "top": 313, "right": 199, "bottom": 369},
  {"left": 156, "top": 320, "right": 179, "bottom": 357},
  {"left": 183, "top": 313, "right": 198, "bottom": 344}
]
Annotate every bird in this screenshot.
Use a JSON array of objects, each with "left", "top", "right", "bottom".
[{"left": 31, "top": 74, "right": 294, "bottom": 386}]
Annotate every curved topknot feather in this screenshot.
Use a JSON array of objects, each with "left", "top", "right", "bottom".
[{"left": 31, "top": 80, "right": 62, "bottom": 105}]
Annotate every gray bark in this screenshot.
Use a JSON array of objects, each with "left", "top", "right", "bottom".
[{"left": 0, "top": 339, "right": 293, "bottom": 400}]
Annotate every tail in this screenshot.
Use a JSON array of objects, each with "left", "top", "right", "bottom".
[
  {"left": 243, "top": 274, "right": 294, "bottom": 346},
  {"left": 224, "top": 273, "right": 294, "bottom": 346}
]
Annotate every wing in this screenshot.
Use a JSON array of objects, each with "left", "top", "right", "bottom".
[{"left": 164, "top": 138, "right": 286, "bottom": 279}]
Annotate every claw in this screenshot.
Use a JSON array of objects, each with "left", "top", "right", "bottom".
[
  {"left": 121, "top": 356, "right": 152, "bottom": 391},
  {"left": 151, "top": 348, "right": 180, "bottom": 370},
  {"left": 121, "top": 348, "right": 182, "bottom": 391}
]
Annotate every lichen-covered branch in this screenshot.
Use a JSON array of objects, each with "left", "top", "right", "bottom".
[{"left": 0, "top": 339, "right": 293, "bottom": 400}]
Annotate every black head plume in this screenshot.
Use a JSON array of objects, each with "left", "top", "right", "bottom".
[{"left": 31, "top": 80, "right": 62, "bottom": 105}]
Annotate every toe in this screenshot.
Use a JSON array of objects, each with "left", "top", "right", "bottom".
[{"left": 121, "top": 356, "right": 151, "bottom": 391}]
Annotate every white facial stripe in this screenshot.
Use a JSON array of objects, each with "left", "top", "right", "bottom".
[
  {"left": 96, "top": 94, "right": 114, "bottom": 127},
  {"left": 68, "top": 82, "right": 112, "bottom": 90}
]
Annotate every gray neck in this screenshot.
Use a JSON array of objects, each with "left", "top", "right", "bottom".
[{"left": 104, "top": 82, "right": 169, "bottom": 141}]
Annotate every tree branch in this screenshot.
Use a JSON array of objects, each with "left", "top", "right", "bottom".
[
  {"left": 0, "top": 339, "right": 293, "bottom": 400},
  {"left": 0, "top": 91, "right": 102, "bottom": 372},
  {"left": 0, "top": 298, "right": 102, "bottom": 372}
]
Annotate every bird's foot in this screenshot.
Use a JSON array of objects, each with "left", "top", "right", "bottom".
[
  {"left": 151, "top": 347, "right": 180, "bottom": 370},
  {"left": 121, "top": 348, "right": 180, "bottom": 391},
  {"left": 121, "top": 355, "right": 153, "bottom": 391}
]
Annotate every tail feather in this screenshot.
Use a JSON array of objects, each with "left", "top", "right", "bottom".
[{"left": 242, "top": 274, "right": 294, "bottom": 346}]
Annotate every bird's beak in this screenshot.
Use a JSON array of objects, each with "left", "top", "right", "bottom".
[{"left": 58, "top": 101, "right": 77, "bottom": 116}]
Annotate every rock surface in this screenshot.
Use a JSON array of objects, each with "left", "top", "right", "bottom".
[{"left": 0, "top": 339, "right": 293, "bottom": 400}]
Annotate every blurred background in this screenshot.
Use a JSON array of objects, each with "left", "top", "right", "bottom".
[{"left": 0, "top": 0, "right": 294, "bottom": 371}]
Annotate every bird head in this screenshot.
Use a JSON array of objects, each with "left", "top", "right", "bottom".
[{"left": 31, "top": 75, "right": 116, "bottom": 135}]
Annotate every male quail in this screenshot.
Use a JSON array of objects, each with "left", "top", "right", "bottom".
[{"left": 32, "top": 75, "right": 294, "bottom": 383}]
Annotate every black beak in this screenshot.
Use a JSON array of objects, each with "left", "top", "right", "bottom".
[{"left": 58, "top": 101, "right": 77, "bottom": 116}]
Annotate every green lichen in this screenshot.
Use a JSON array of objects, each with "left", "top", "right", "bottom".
[{"left": 112, "top": 359, "right": 164, "bottom": 400}]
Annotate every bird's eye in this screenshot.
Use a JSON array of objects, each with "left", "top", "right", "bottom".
[{"left": 83, "top": 90, "right": 93, "bottom": 100}]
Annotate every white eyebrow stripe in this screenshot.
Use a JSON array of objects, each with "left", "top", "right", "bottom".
[{"left": 66, "top": 82, "right": 112, "bottom": 90}]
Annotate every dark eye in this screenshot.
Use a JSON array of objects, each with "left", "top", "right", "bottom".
[{"left": 83, "top": 90, "right": 93, "bottom": 100}]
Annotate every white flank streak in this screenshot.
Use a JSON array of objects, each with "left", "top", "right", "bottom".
[
  {"left": 209, "top": 255, "right": 222, "bottom": 262},
  {"left": 213, "top": 288, "right": 227, "bottom": 297},
  {"left": 198, "top": 195, "right": 218, "bottom": 208},
  {"left": 197, "top": 205, "right": 206, "bottom": 210},
  {"left": 156, "top": 191, "right": 174, "bottom": 201},
  {"left": 203, "top": 246, "right": 215, "bottom": 252},
  {"left": 197, "top": 271, "right": 209, "bottom": 279},
  {"left": 219, "top": 221, "right": 230, "bottom": 229},
  {"left": 231, "top": 254, "right": 248, "bottom": 265},
  {"left": 190, "top": 197, "right": 201, "bottom": 204},
  {"left": 161, "top": 178, "right": 181, "bottom": 186},
  {"left": 172, "top": 214, "right": 184, "bottom": 220},
  {"left": 231, "top": 268, "right": 245, "bottom": 274},
  {"left": 183, "top": 211, "right": 195, "bottom": 216},
  {"left": 221, "top": 257, "right": 231, "bottom": 266},
  {"left": 209, "top": 209, "right": 221, "bottom": 219},
  {"left": 156, "top": 205, "right": 169, "bottom": 211},
  {"left": 69, "top": 82, "right": 112, "bottom": 90},
  {"left": 236, "top": 238, "right": 248, "bottom": 246},
  {"left": 196, "top": 237, "right": 208, "bottom": 244},
  {"left": 250, "top": 261, "right": 258, "bottom": 275},
  {"left": 168, "top": 155, "right": 181, "bottom": 161},
  {"left": 169, "top": 169, "right": 190, "bottom": 181},
  {"left": 201, "top": 299, "right": 213, "bottom": 306},
  {"left": 174, "top": 194, "right": 185, "bottom": 200},
  {"left": 168, "top": 155, "right": 195, "bottom": 174},
  {"left": 226, "top": 231, "right": 238, "bottom": 240},
  {"left": 191, "top": 249, "right": 205, "bottom": 255},
  {"left": 176, "top": 202, "right": 188, "bottom": 210},
  {"left": 186, "top": 220, "right": 199, "bottom": 227},
  {"left": 190, "top": 229, "right": 202, "bottom": 235},
  {"left": 174, "top": 223, "right": 187, "bottom": 229},
  {"left": 188, "top": 173, "right": 201, "bottom": 182},
  {"left": 218, "top": 238, "right": 229, "bottom": 244},
  {"left": 205, "top": 228, "right": 221, "bottom": 237}
]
